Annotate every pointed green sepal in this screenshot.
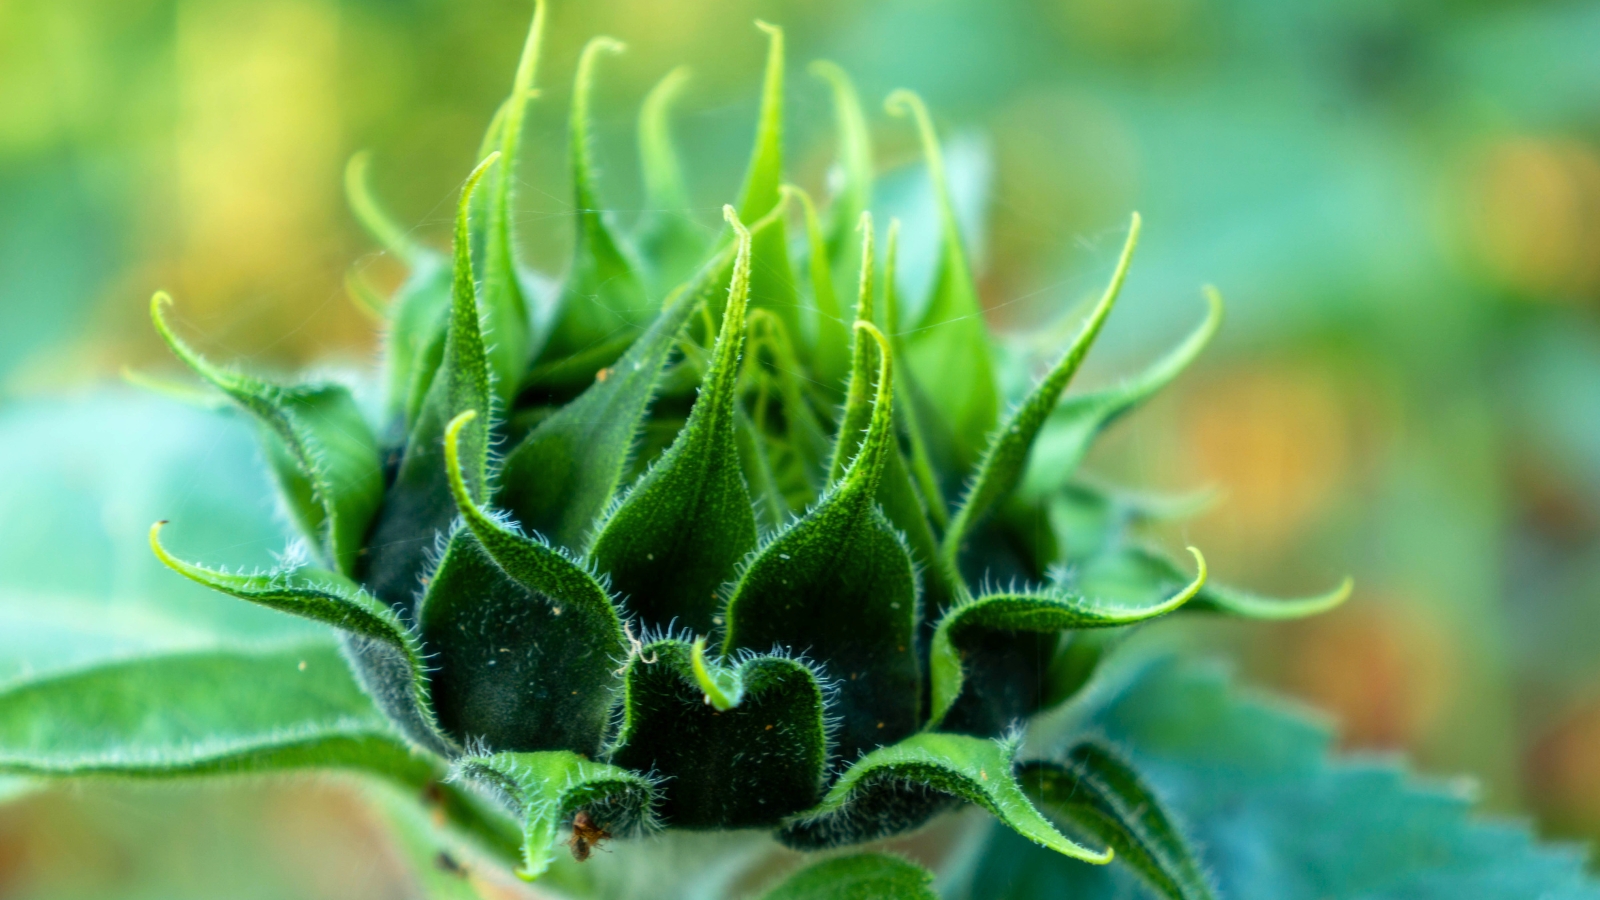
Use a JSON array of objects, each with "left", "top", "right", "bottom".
[
  {"left": 1021, "top": 287, "right": 1224, "bottom": 499},
  {"left": 362, "top": 153, "right": 499, "bottom": 608},
  {"left": 540, "top": 36, "right": 652, "bottom": 372},
  {"left": 725, "top": 322, "right": 920, "bottom": 763},
  {"left": 758, "top": 853, "right": 937, "bottom": 900},
  {"left": 149, "top": 295, "right": 382, "bottom": 575},
  {"left": 476, "top": 2, "right": 541, "bottom": 403},
  {"left": 610, "top": 639, "right": 828, "bottom": 829},
  {"left": 452, "top": 750, "right": 658, "bottom": 881},
  {"left": 944, "top": 214, "right": 1141, "bottom": 579},
  {"left": 443, "top": 411, "right": 628, "bottom": 663},
  {"left": 929, "top": 547, "right": 1206, "bottom": 733},
  {"left": 885, "top": 89, "right": 999, "bottom": 473},
  {"left": 588, "top": 206, "right": 759, "bottom": 633},
  {"left": 1021, "top": 742, "right": 1217, "bottom": 900},
  {"left": 779, "top": 732, "right": 1112, "bottom": 864},
  {"left": 149, "top": 522, "right": 455, "bottom": 757},
  {"left": 498, "top": 275, "right": 706, "bottom": 552},
  {"left": 737, "top": 21, "right": 785, "bottom": 221}
]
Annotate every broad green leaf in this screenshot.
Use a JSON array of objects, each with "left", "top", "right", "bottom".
[
  {"left": 362, "top": 154, "right": 498, "bottom": 610},
  {"left": 1020, "top": 288, "right": 1223, "bottom": 500},
  {"left": 943, "top": 215, "right": 1140, "bottom": 580},
  {"left": 452, "top": 750, "right": 658, "bottom": 881},
  {"left": 758, "top": 853, "right": 937, "bottom": 900},
  {"left": 588, "top": 207, "right": 758, "bottom": 633},
  {"left": 497, "top": 262, "right": 712, "bottom": 552},
  {"left": 1077, "top": 545, "right": 1351, "bottom": 621},
  {"left": 609, "top": 639, "right": 827, "bottom": 829},
  {"left": 927, "top": 548, "right": 1206, "bottom": 733},
  {"left": 476, "top": 1, "right": 541, "bottom": 404},
  {"left": 780, "top": 732, "right": 1111, "bottom": 865},
  {"left": 636, "top": 65, "right": 704, "bottom": 291},
  {"left": 150, "top": 295, "right": 382, "bottom": 575},
  {"left": 434, "top": 410, "right": 626, "bottom": 748},
  {"left": 966, "top": 656, "right": 1600, "bottom": 899},
  {"left": 886, "top": 89, "right": 999, "bottom": 474},
  {"left": 808, "top": 61, "right": 873, "bottom": 269},
  {"left": 1021, "top": 742, "right": 1217, "bottom": 900},
  {"left": 540, "top": 36, "right": 652, "bottom": 375},
  {"left": 0, "top": 643, "right": 434, "bottom": 784},
  {"left": 148, "top": 523, "right": 455, "bottom": 757},
  {"left": 724, "top": 323, "right": 920, "bottom": 764},
  {"left": 785, "top": 184, "right": 851, "bottom": 396}
]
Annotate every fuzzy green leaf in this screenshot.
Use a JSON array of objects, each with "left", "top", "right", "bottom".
[
  {"left": 886, "top": 89, "right": 999, "bottom": 474},
  {"left": 1021, "top": 742, "right": 1217, "bottom": 900},
  {"left": 476, "top": 2, "right": 540, "bottom": 404},
  {"left": 417, "top": 528, "right": 618, "bottom": 757},
  {"left": 1078, "top": 545, "right": 1350, "bottom": 621},
  {"left": 758, "top": 853, "right": 937, "bottom": 900},
  {"left": 780, "top": 732, "right": 1111, "bottom": 864},
  {"left": 540, "top": 37, "right": 652, "bottom": 375},
  {"left": 363, "top": 153, "right": 498, "bottom": 609},
  {"left": 498, "top": 267, "right": 708, "bottom": 552},
  {"left": 928, "top": 547, "right": 1206, "bottom": 733},
  {"left": 588, "top": 207, "right": 758, "bottom": 633},
  {"left": 944, "top": 215, "right": 1140, "bottom": 580},
  {"left": 452, "top": 750, "right": 658, "bottom": 881},
  {"left": 609, "top": 639, "right": 827, "bottom": 829},
  {"left": 0, "top": 642, "right": 434, "bottom": 784},
  {"left": 724, "top": 323, "right": 920, "bottom": 764},
  {"left": 148, "top": 523, "right": 454, "bottom": 757},
  {"left": 636, "top": 65, "right": 704, "bottom": 291},
  {"left": 149, "top": 296, "right": 382, "bottom": 575},
  {"left": 967, "top": 656, "right": 1600, "bottom": 899},
  {"left": 1021, "top": 288, "right": 1223, "bottom": 500},
  {"left": 435, "top": 408, "right": 627, "bottom": 749}
]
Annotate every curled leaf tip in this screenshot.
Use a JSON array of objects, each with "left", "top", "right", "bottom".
[
  {"left": 755, "top": 19, "right": 781, "bottom": 37},
  {"left": 1201, "top": 284, "right": 1226, "bottom": 318},
  {"left": 690, "top": 636, "right": 742, "bottom": 710},
  {"left": 442, "top": 409, "right": 482, "bottom": 512},
  {"left": 857, "top": 209, "right": 873, "bottom": 232},
  {"left": 723, "top": 204, "right": 749, "bottom": 237}
]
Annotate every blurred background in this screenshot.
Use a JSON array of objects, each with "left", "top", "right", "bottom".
[{"left": 2, "top": 0, "right": 1599, "bottom": 895}]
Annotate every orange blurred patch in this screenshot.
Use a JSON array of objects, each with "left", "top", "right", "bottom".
[
  {"left": 1464, "top": 137, "right": 1600, "bottom": 301},
  {"left": 1526, "top": 699, "right": 1600, "bottom": 832},
  {"left": 1179, "top": 365, "right": 1351, "bottom": 552},
  {"left": 1280, "top": 597, "right": 1457, "bottom": 751}
]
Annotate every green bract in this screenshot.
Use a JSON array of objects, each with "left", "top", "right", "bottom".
[{"left": 96, "top": 4, "right": 1361, "bottom": 892}]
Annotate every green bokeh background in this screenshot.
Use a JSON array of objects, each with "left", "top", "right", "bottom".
[{"left": 2, "top": 0, "right": 1598, "bottom": 896}]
